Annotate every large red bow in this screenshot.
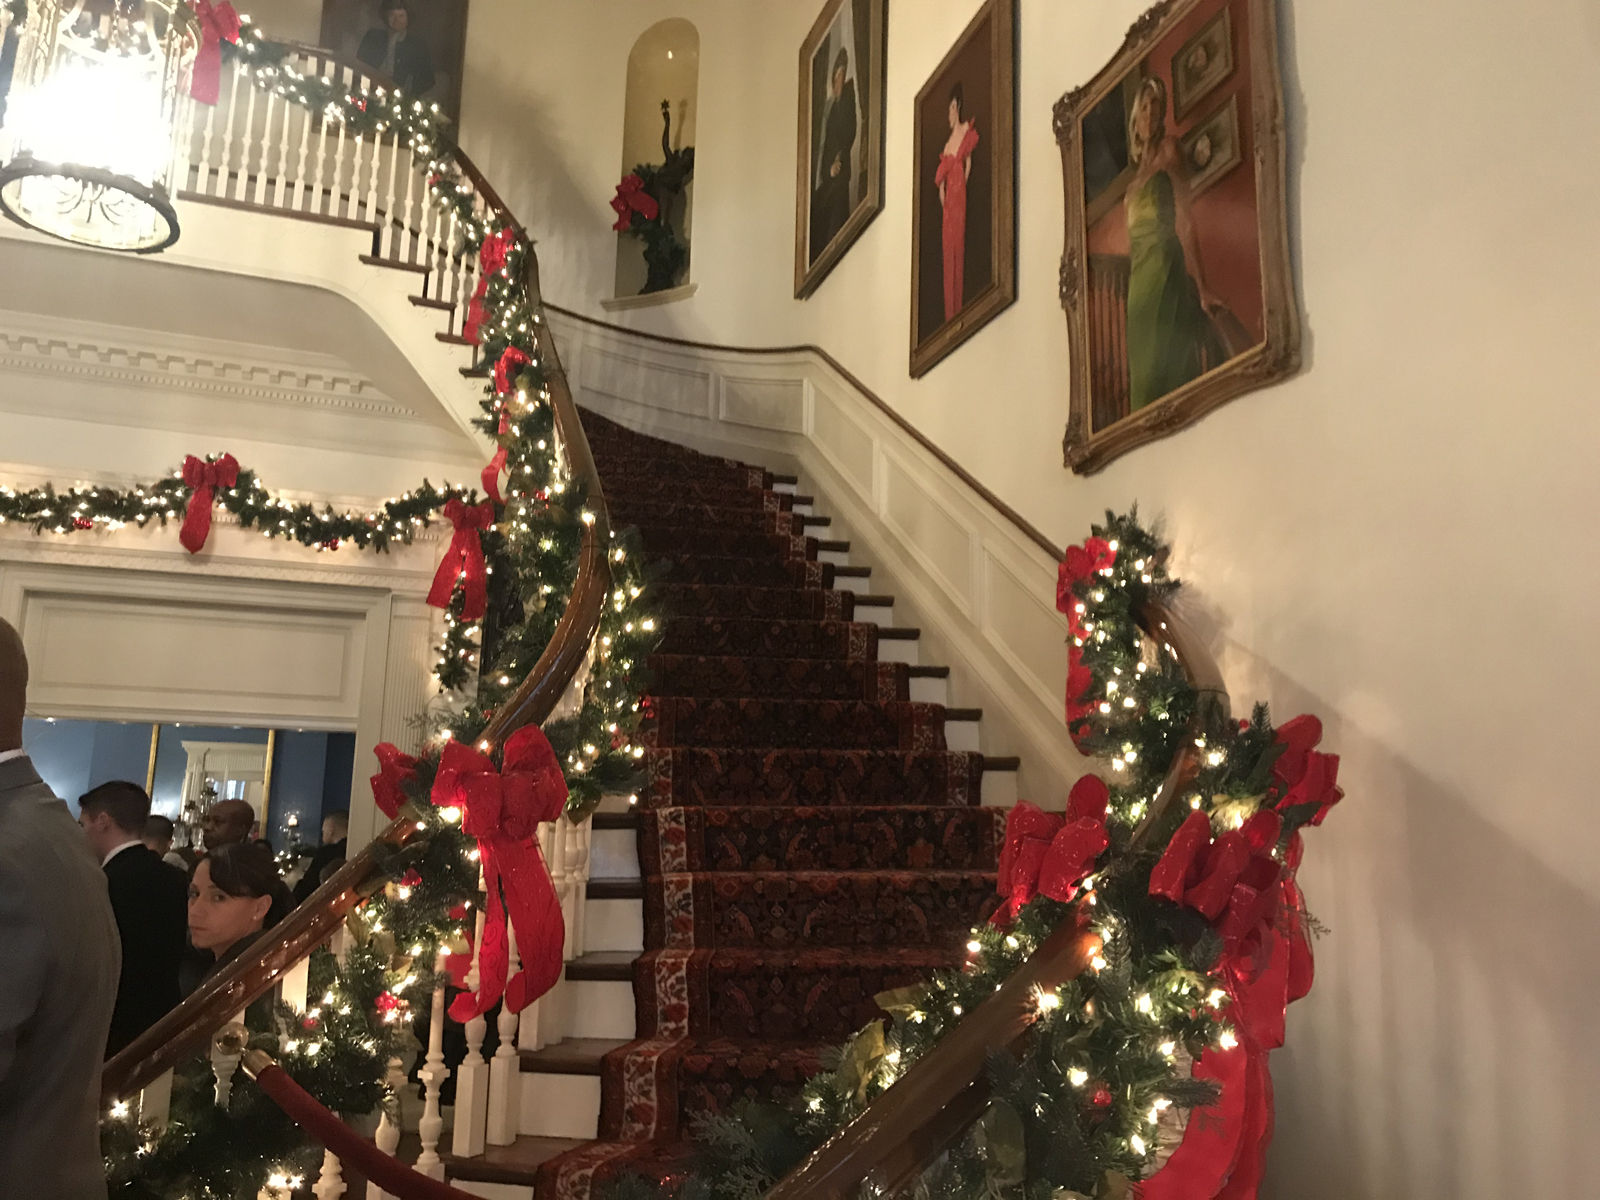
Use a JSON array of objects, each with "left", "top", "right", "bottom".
[
  {"left": 481, "top": 408, "right": 511, "bottom": 505},
  {"left": 426, "top": 499, "right": 494, "bottom": 621},
  {"left": 463, "top": 228, "right": 515, "bottom": 345},
  {"left": 369, "top": 743, "right": 419, "bottom": 821},
  {"left": 431, "top": 725, "right": 568, "bottom": 1020},
  {"left": 190, "top": 1, "right": 242, "bottom": 106},
  {"left": 493, "top": 345, "right": 532, "bottom": 397},
  {"left": 1055, "top": 535, "right": 1115, "bottom": 616},
  {"left": 1056, "top": 537, "right": 1115, "bottom": 749},
  {"left": 610, "top": 173, "right": 659, "bottom": 231},
  {"left": 1271, "top": 714, "right": 1343, "bottom": 826},
  {"left": 178, "top": 453, "right": 239, "bottom": 554},
  {"left": 991, "top": 776, "right": 1109, "bottom": 925}
]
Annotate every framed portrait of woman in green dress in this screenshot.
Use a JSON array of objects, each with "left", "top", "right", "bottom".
[{"left": 1053, "top": 0, "right": 1300, "bottom": 474}]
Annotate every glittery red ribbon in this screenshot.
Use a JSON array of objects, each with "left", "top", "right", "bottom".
[
  {"left": 369, "top": 743, "right": 419, "bottom": 821},
  {"left": 481, "top": 410, "right": 510, "bottom": 505},
  {"left": 430, "top": 725, "right": 568, "bottom": 1020},
  {"left": 463, "top": 229, "right": 515, "bottom": 345},
  {"left": 178, "top": 453, "right": 239, "bottom": 554},
  {"left": 426, "top": 498, "right": 494, "bottom": 621},
  {"left": 991, "top": 776, "right": 1109, "bottom": 925},
  {"left": 191, "top": 1, "right": 241, "bottom": 106}
]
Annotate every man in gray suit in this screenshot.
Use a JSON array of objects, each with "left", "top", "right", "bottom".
[{"left": 0, "top": 618, "right": 120, "bottom": 1198}]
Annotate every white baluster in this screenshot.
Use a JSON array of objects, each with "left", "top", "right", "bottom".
[
  {"left": 254, "top": 87, "right": 278, "bottom": 206},
  {"left": 312, "top": 1145, "right": 346, "bottom": 1200},
  {"left": 420, "top": 196, "right": 443, "bottom": 300},
  {"left": 273, "top": 86, "right": 295, "bottom": 209},
  {"left": 291, "top": 94, "right": 311, "bottom": 212},
  {"left": 379, "top": 126, "right": 401, "bottom": 260},
  {"left": 234, "top": 79, "right": 258, "bottom": 201},
  {"left": 414, "top": 951, "right": 450, "bottom": 1180},
  {"left": 451, "top": 903, "right": 490, "bottom": 1159},
  {"left": 569, "top": 817, "right": 593, "bottom": 961},
  {"left": 280, "top": 954, "right": 310, "bottom": 1014},
  {"left": 395, "top": 147, "right": 418, "bottom": 262},
  {"left": 209, "top": 63, "right": 239, "bottom": 196},
  {"left": 365, "top": 1057, "right": 406, "bottom": 1200},
  {"left": 348, "top": 131, "right": 366, "bottom": 222},
  {"left": 211, "top": 1012, "right": 248, "bottom": 1108},
  {"left": 136, "top": 1068, "right": 174, "bottom": 1133},
  {"left": 485, "top": 924, "right": 522, "bottom": 1145},
  {"left": 308, "top": 63, "right": 330, "bottom": 214},
  {"left": 325, "top": 77, "right": 346, "bottom": 218}
]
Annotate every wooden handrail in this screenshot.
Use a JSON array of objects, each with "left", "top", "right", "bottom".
[
  {"left": 101, "top": 50, "right": 611, "bottom": 1103},
  {"left": 768, "top": 598, "right": 1228, "bottom": 1198}
]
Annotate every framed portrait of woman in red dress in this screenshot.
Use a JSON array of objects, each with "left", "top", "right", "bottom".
[
  {"left": 1054, "top": 0, "right": 1300, "bottom": 473},
  {"left": 909, "top": 0, "right": 1016, "bottom": 378}
]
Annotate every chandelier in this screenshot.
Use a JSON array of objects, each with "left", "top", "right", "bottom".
[{"left": 0, "top": 0, "right": 198, "bottom": 253}]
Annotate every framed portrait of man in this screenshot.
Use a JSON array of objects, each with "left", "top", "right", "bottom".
[
  {"left": 1054, "top": 0, "right": 1300, "bottom": 474},
  {"left": 794, "top": 0, "right": 887, "bottom": 299},
  {"left": 908, "top": 0, "right": 1016, "bottom": 378},
  {"left": 320, "top": 0, "right": 470, "bottom": 123}
]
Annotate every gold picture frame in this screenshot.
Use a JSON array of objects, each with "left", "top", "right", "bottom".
[
  {"left": 909, "top": 0, "right": 1017, "bottom": 378},
  {"left": 1054, "top": 0, "right": 1300, "bottom": 474},
  {"left": 794, "top": 0, "right": 888, "bottom": 300}
]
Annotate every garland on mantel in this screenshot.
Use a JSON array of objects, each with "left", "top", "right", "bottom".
[
  {"left": 0, "top": 17, "right": 665, "bottom": 1197},
  {"left": 617, "top": 512, "right": 1341, "bottom": 1200}
]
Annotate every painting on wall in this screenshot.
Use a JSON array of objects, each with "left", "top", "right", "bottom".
[
  {"left": 320, "top": 0, "right": 470, "bottom": 123},
  {"left": 794, "top": 0, "right": 887, "bottom": 299},
  {"left": 909, "top": 0, "right": 1016, "bottom": 378},
  {"left": 1054, "top": 0, "right": 1300, "bottom": 474}
]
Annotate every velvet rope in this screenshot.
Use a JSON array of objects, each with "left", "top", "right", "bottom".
[{"left": 251, "top": 1062, "right": 484, "bottom": 1200}]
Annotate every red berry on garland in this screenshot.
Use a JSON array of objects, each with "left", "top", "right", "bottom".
[
  {"left": 375, "top": 991, "right": 399, "bottom": 1016},
  {"left": 1090, "top": 1085, "right": 1114, "bottom": 1110},
  {"left": 302, "top": 1015, "right": 320, "bottom": 1030},
  {"left": 400, "top": 868, "right": 423, "bottom": 889},
  {"left": 73, "top": 517, "right": 93, "bottom": 530}
]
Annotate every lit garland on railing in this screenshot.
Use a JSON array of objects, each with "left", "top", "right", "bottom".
[
  {"left": 636, "top": 511, "right": 1341, "bottom": 1200},
  {"left": 73, "top": 19, "right": 664, "bottom": 1198}
]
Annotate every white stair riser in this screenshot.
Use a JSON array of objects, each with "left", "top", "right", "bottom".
[
  {"left": 854, "top": 604, "right": 895, "bottom": 627},
  {"left": 562, "top": 978, "right": 637, "bottom": 1040},
  {"left": 946, "top": 718, "right": 980, "bottom": 754},
  {"left": 980, "top": 769, "right": 1019, "bottom": 807},
  {"left": 833, "top": 575, "right": 871, "bottom": 594},
  {"left": 877, "top": 638, "right": 919, "bottom": 666},
  {"left": 591, "top": 828, "right": 641, "bottom": 881},
  {"left": 518, "top": 1072, "right": 602, "bottom": 1139},
  {"left": 909, "top": 676, "right": 948, "bottom": 705},
  {"left": 584, "top": 897, "right": 643, "bottom": 953},
  {"left": 818, "top": 547, "right": 851, "bottom": 566}
]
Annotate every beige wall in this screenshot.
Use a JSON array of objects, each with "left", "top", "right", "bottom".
[{"left": 460, "top": 1, "right": 1600, "bottom": 1195}]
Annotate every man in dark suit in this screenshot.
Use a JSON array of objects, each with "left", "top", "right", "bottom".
[
  {"left": 357, "top": 0, "right": 436, "bottom": 98},
  {"left": 0, "top": 618, "right": 120, "bottom": 1198},
  {"left": 78, "top": 781, "right": 188, "bottom": 1056},
  {"left": 292, "top": 808, "right": 349, "bottom": 904},
  {"left": 812, "top": 45, "right": 859, "bottom": 255}
]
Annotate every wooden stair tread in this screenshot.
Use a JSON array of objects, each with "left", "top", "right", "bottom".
[
  {"left": 359, "top": 253, "right": 429, "bottom": 274},
  {"left": 877, "top": 626, "right": 920, "bottom": 640},
  {"left": 177, "top": 190, "right": 379, "bottom": 234},
  {"left": 907, "top": 665, "right": 951, "bottom": 678},
  {"left": 519, "top": 1037, "right": 630, "bottom": 1076},
  {"left": 444, "top": 1135, "right": 587, "bottom": 1184},
  {"left": 436, "top": 331, "right": 473, "bottom": 346},
  {"left": 409, "top": 294, "right": 453, "bottom": 311},
  {"left": 852, "top": 593, "right": 894, "bottom": 607},
  {"left": 587, "top": 877, "right": 644, "bottom": 900},
  {"left": 460, "top": 365, "right": 489, "bottom": 378},
  {"left": 591, "top": 810, "right": 641, "bottom": 830},
  {"left": 815, "top": 538, "right": 849, "bottom": 552},
  {"left": 566, "top": 951, "right": 637, "bottom": 981},
  {"left": 945, "top": 707, "right": 982, "bottom": 722},
  {"left": 833, "top": 565, "right": 871, "bottom": 577},
  {"left": 771, "top": 473, "right": 800, "bottom": 485},
  {"left": 983, "top": 755, "right": 1022, "bottom": 770}
]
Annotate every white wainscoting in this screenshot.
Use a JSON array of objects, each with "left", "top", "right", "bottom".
[
  {"left": 547, "top": 311, "right": 1083, "bottom": 803},
  {"left": 0, "top": 526, "right": 444, "bottom": 847}
]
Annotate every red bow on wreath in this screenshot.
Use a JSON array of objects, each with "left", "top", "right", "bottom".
[
  {"left": 190, "top": 1, "right": 242, "bottom": 106},
  {"left": 1142, "top": 808, "right": 1318, "bottom": 1200},
  {"left": 991, "top": 775, "right": 1110, "bottom": 926},
  {"left": 431, "top": 725, "right": 568, "bottom": 1020},
  {"left": 178, "top": 453, "right": 239, "bottom": 554},
  {"left": 426, "top": 498, "right": 495, "bottom": 622},
  {"left": 463, "top": 228, "right": 515, "bottom": 346},
  {"left": 610, "top": 173, "right": 659, "bottom": 231},
  {"left": 369, "top": 743, "right": 419, "bottom": 821},
  {"left": 1055, "top": 537, "right": 1116, "bottom": 750}
]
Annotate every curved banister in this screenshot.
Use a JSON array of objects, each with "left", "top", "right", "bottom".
[
  {"left": 101, "top": 47, "right": 612, "bottom": 1104},
  {"left": 767, "top": 598, "right": 1229, "bottom": 1199}
]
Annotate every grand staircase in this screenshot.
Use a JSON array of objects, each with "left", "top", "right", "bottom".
[{"left": 431, "top": 413, "right": 1020, "bottom": 1197}]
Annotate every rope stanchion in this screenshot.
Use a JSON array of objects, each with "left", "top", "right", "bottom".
[{"left": 239, "top": 1046, "right": 483, "bottom": 1200}]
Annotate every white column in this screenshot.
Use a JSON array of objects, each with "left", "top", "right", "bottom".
[
  {"left": 365, "top": 1057, "right": 407, "bottom": 1200},
  {"left": 312, "top": 1145, "right": 347, "bottom": 1200},
  {"left": 137, "top": 1069, "right": 174, "bottom": 1132},
  {"left": 451, "top": 902, "right": 490, "bottom": 1159},
  {"left": 414, "top": 951, "right": 450, "bottom": 1180},
  {"left": 210, "top": 1010, "right": 248, "bottom": 1108},
  {"left": 485, "top": 925, "right": 522, "bottom": 1145}
]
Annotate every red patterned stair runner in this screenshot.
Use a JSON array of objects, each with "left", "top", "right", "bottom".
[{"left": 533, "top": 412, "right": 1003, "bottom": 1198}]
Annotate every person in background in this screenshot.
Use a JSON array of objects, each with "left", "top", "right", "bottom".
[
  {"left": 0, "top": 617, "right": 119, "bottom": 1198},
  {"left": 78, "top": 782, "right": 188, "bottom": 1057},
  {"left": 182, "top": 842, "right": 293, "bottom": 996},
  {"left": 292, "top": 809, "right": 349, "bottom": 904},
  {"left": 199, "top": 797, "right": 254, "bottom": 853},
  {"left": 357, "top": 0, "right": 435, "bottom": 98},
  {"left": 142, "top": 814, "right": 191, "bottom": 872}
]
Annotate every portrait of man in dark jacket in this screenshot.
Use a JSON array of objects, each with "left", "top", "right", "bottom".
[
  {"left": 811, "top": 45, "right": 859, "bottom": 257},
  {"left": 357, "top": 0, "right": 436, "bottom": 98}
]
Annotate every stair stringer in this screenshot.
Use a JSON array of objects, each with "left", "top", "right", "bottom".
[{"left": 546, "top": 310, "right": 1084, "bottom": 807}]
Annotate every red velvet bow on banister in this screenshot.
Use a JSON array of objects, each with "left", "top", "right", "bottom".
[
  {"left": 431, "top": 725, "right": 568, "bottom": 1020},
  {"left": 1271, "top": 714, "right": 1343, "bottom": 826},
  {"left": 190, "top": 0, "right": 242, "bottom": 106},
  {"left": 463, "top": 228, "right": 515, "bottom": 345},
  {"left": 1055, "top": 536, "right": 1116, "bottom": 750},
  {"left": 369, "top": 743, "right": 420, "bottom": 821},
  {"left": 991, "top": 775, "right": 1110, "bottom": 926},
  {"left": 426, "top": 498, "right": 494, "bottom": 622},
  {"left": 178, "top": 453, "right": 239, "bottom": 554},
  {"left": 493, "top": 345, "right": 532, "bottom": 397}
]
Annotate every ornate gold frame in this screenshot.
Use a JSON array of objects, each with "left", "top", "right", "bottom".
[{"left": 1054, "top": 0, "right": 1300, "bottom": 475}]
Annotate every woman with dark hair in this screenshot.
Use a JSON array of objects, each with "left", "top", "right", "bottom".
[
  {"left": 182, "top": 841, "right": 293, "bottom": 995},
  {"left": 935, "top": 81, "right": 979, "bottom": 322},
  {"left": 1122, "top": 74, "right": 1226, "bottom": 410}
]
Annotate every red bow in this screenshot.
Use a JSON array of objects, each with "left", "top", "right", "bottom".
[
  {"left": 481, "top": 407, "right": 511, "bottom": 505},
  {"left": 463, "top": 228, "right": 515, "bottom": 345},
  {"left": 426, "top": 499, "right": 494, "bottom": 621},
  {"left": 609, "top": 173, "right": 660, "bottom": 231},
  {"left": 178, "top": 453, "right": 239, "bottom": 554},
  {"left": 493, "top": 345, "right": 531, "bottom": 397},
  {"left": 1055, "top": 535, "right": 1115, "bottom": 616},
  {"left": 430, "top": 725, "right": 568, "bottom": 1020},
  {"left": 190, "top": 1, "right": 242, "bottom": 106},
  {"left": 369, "top": 743, "right": 419, "bottom": 821},
  {"left": 1271, "top": 714, "right": 1343, "bottom": 826},
  {"left": 1056, "top": 537, "right": 1115, "bottom": 749},
  {"left": 991, "top": 776, "right": 1109, "bottom": 925}
]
